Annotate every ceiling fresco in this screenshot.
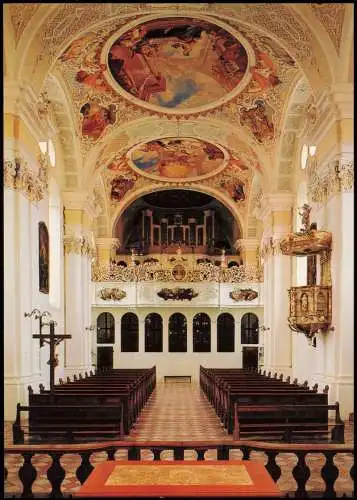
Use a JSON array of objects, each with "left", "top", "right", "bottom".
[
  {"left": 127, "top": 138, "right": 226, "bottom": 180},
  {"left": 107, "top": 17, "right": 249, "bottom": 112},
  {"left": 54, "top": 12, "right": 300, "bottom": 159}
]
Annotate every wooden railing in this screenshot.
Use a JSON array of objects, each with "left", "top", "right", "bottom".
[{"left": 4, "top": 440, "right": 354, "bottom": 498}]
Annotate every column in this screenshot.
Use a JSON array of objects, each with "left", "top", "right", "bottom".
[
  {"left": 63, "top": 204, "right": 95, "bottom": 376},
  {"left": 162, "top": 316, "right": 168, "bottom": 354},
  {"left": 186, "top": 313, "right": 193, "bottom": 353},
  {"left": 96, "top": 238, "right": 120, "bottom": 267},
  {"left": 235, "top": 312, "right": 242, "bottom": 368},
  {"left": 235, "top": 239, "right": 260, "bottom": 266},
  {"left": 113, "top": 314, "right": 121, "bottom": 367},
  {"left": 211, "top": 317, "right": 217, "bottom": 354},
  {"left": 139, "top": 316, "right": 145, "bottom": 353},
  {"left": 257, "top": 194, "right": 294, "bottom": 377}
]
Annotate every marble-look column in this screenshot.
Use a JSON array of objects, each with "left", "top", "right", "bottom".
[
  {"left": 138, "top": 316, "right": 145, "bottom": 353},
  {"left": 186, "top": 312, "right": 193, "bottom": 353},
  {"left": 235, "top": 312, "right": 243, "bottom": 368},
  {"left": 162, "top": 313, "right": 169, "bottom": 353},
  {"left": 113, "top": 314, "right": 122, "bottom": 367},
  {"left": 63, "top": 205, "right": 95, "bottom": 376},
  {"left": 257, "top": 194, "right": 294, "bottom": 377},
  {"left": 4, "top": 153, "right": 49, "bottom": 418},
  {"left": 211, "top": 317, "right": 217, "bottom": 354}
]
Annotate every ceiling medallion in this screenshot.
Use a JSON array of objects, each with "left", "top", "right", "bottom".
[
  {"left": 126, "top": 137, "right": 228, "bottom": 182},
  {"left": 102, "top": 15, "right": 254, "bottom": 115}
]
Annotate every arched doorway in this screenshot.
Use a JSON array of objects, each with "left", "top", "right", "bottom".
[
  {"left": 193, "top": 313, "right": 211, "bottom": 352},
  {"left": 217, "top": 313, "right": 235, "bottom": 352},
  {"left": 121, "top": 313, "right": 139, "bottom": 352},
  {"left": 168, "top": 313, "right": 187, "bottom": 352},
  {"left": 96, "top": 313, "right": 115, "bottom": 370},
  {"left": 145, "top": 313, "right": 163, "bottom": 352},
  {"left": 241, "top": 313, "right": 259, "bottom": 370}
]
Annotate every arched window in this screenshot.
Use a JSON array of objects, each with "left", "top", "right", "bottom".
[
  {"left": 97, "top": 313, "right": 115, "bottom": 344},
  {"left": 145, "top": 313, "right": 163, "bottom": 352},
  {"left": 121, "top": 313, "right": 139, "bottom": 352},
  {"left": 241, "top": 313, "right": 259, "bottom": 344},
  {"left": 193, "top": 313, "right": 211, "bottom": 352},
  {"left": 217, "top": 313, "right": 235, "bottom": 352},
  {"left": 168, "top": 313, "right": 187, "bottom": 352}
]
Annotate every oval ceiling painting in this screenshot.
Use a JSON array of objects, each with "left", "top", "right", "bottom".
[
  {"left": 107, "top": 17, "right": 249, "bottom": 112},
  {"left": 128, "top": 138, "right": 226, "bottom": 180}
]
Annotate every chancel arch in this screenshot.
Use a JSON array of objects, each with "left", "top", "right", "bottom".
[
  {"left": 193, "top": 313, "right": 211, "bottom": 353},
  {"left": 217, "top": 313, "right": 235, "bottom": 352},
  {"left": 145, "top": 313, "right": 163, "bottom": 353},
  {"left": 121, "top": 312, "right": 139, "bottom": 352},
  {"left": 168, "top": 313, "right": 187, "bottom": 353}
]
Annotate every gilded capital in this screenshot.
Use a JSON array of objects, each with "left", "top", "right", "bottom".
[{"left": 4, "top": 156, "right": 46, "bottom": 202}]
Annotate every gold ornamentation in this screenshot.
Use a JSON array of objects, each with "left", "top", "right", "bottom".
[
  {"left": 98, "top": 288, "right": 126, "bottom": 301},
  {"left": 230, "top": 288, "right": 258, "bottom": 301},
  {"left": 4, "top": 157, "right": 46, "bottom": 202},
  {"left": 288, "top": 285, "right": 332, "bottom": 339},
  {"left": 308, "top": 159, "right": 354, "bottom": 203},
  {"left": 157, "top": 288, "right": 198, "bottom": 301},
  {"left": 91, "top": 263, "right": 263, "bottom": 283},
  {"left": 64, "top": 235, "right": 96, "bottom": 256},
  {"left": 280, "top": 229, "right": 332, "bottom": 256}
]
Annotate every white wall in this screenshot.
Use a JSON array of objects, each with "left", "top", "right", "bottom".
[{"left": 91, "top": 306, "right": 264, "bottom": 382}]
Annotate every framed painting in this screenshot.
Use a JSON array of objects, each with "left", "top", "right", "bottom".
[{"left": 39, "top": 222, "right": 49, "bottom": 294}]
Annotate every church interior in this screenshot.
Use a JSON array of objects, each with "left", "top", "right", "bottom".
[{"left": 4, "top": 3, "right": 354, "bottom": 498}]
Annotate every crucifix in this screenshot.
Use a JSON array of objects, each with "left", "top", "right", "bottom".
[{"left": 25, "top": 309, "right": 71, "bottom": 391}]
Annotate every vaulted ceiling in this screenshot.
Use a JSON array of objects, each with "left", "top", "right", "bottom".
[{"left": 4, "top": 3, "right": 353, "bottom": 239}]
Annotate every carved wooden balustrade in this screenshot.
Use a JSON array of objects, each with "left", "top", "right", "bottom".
[{"left": 4, "top": 440, "right": 353, "bottom": 498}]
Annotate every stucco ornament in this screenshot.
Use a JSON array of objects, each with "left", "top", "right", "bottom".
[
  {"left": 308, "top": 158, "right": 354, "bottom": 204},
  {"left": 64, "top": 234, "right": 96, "bottom": 256},
  {"left": 98, "top": 288, "right": 126, "bottom": 301},
  {"left": 4, "top": 157, "right": 46, "bottom": 202},
  {"left": 230, "top": 288, "right": 258, "bottom": 301}
]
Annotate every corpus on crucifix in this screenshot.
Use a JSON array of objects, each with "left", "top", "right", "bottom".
[{"left": 25, "top": 309, "right": 71, "bottom": 391}]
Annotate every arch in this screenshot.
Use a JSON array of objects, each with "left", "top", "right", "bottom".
[
  {"left": 96, "top": 312, "right": 115, "bottom": 344},
  {"left": 111, "top": 185, "right": 244, "bottom": 241},
  {"left": 168, "top": 313, "right": 187, "bottom": 353},
  {"left": 145, "top": 313, "right": 163, "bottom": 352},
  {"left": 121, "top": 312, "right": 139, "bottom": 352},
  {"left": 193, "top": 313, "right": 211, "bottom": 353},
  {"left": 241, "top": 313, "right": 259, "bottom": 344},
  {"left": 217, "top": 313, "right": 235, "bottom": 352}
]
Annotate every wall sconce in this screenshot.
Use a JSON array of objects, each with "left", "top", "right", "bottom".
[
  {"left": 85, "top": 325, "right": 96, "bottom": 332},
  {"left": 259, "top": 326, "right": 271, "bottom": 333}
]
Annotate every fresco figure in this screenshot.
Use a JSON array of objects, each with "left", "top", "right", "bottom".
[
  {"left": 108, "top": 18, "right": 248, "bottom": 110},
  {"left": 240, "top": 101, "right": 274, "bottom": 143},
  {"left": 80, "top": 101, "right": 116, "bottom": 140},
  {"left": 249, "top": 50, "right": 281, "bottom": 91},
  {"left": 130, "top": 138, "right": 224, "bottom": 179},
  {"left": 39, "top": 222, "right": 49, "bottom": 294},
  {"left": 111, "top": 177, "right": 136, "bottom": 201},
  {"left": 76, "top": 64, "right": 112, "bottom": 93}
]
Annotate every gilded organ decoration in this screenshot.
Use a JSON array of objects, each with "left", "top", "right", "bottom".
[{"left": 230, "top": 288, "right": 258, "bottom": 301}]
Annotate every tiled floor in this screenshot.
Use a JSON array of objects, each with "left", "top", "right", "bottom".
[{"left": 4, "top": 382, "right": 354, "bottom": 496}]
